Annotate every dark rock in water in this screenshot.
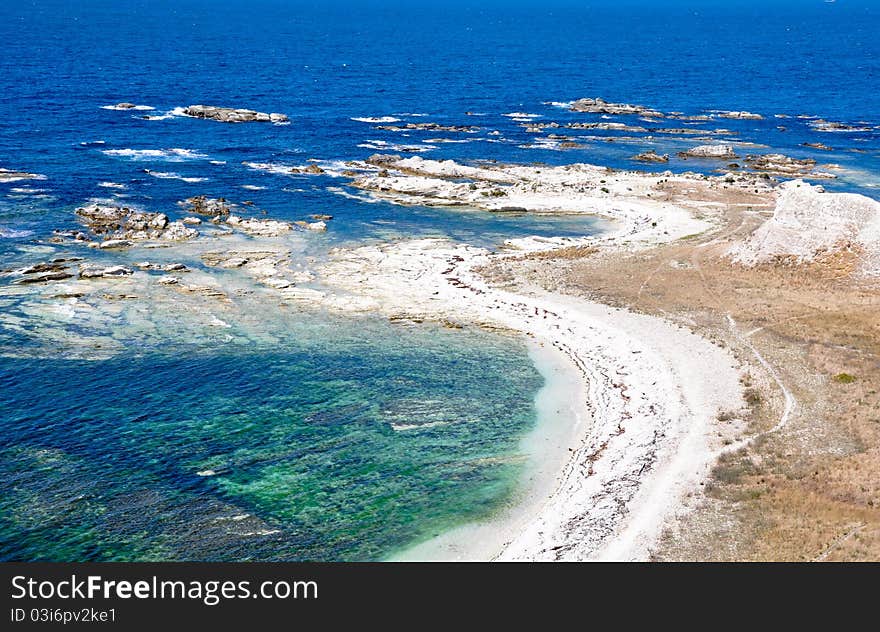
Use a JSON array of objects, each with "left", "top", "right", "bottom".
[
  {"left": 632, "top": 150, "right": 669, "bottom": 163},
  {"left": 366, "top": 154, "right": 402, "bottom": 166},
  {"left": 21, "top": 262, "right": 69, "bottom": 275},
  {"left": 0, "top": 168, "right": 42, "bottom": 182},
  {"left": 182, "top": 105, "right": 288, "bottom": 124},
  {"left": 744, "top": 153, "right": 832, "bottom": 178},
  {"left": 115, "top": 102, "right": 137, "bottom": 109},
  {"left": 375, "top": 122, "right": 479, "bottom": 133},
  {"left": 569, "top": 97, "right": 663, "bottom": 118},
  {"left": 677, "top": 144, "right": 738, "bottom": 159},
  {"left": 75, "top": 204, "right": 198, "bottom": 245},
  {"left": 802, "top": 142, "right": 833, "bottom": 151},
  {"left": 15, "top": 271, "right": 73, "bottom": 284},
  {"left": 183, "top": 195, "right": 231, "bottom": 218},
  {"left": 310, "top": 214, "right": 333, "bottom": 221},
  {"left": 79, "top": 264, "right": 134, "bottom": 279}
]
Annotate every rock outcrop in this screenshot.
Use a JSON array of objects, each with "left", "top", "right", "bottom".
[
  {"left": 569, "top": 98, "right": 663, "bottom": 118},
  {"left": 716, "top": 110, "right": 763, "bottom": 120},
  {"left": 182, "top": 105, "right": 288, "bottom": 124},
  {"left": 632, "top": 150, "right": 669, "bottom": 163},
  {"left": 744, "top": 154, "right": 835, "bottom": 179},
  {"left": 225, "top": 215, "right": 292, "bottom": 237},
  {"left": 729, "top": 180, "right": 880, "bottom": 275},
  {"left": 678, "top": 144, "right": 738, "bottom": 159},
  {"left": 182, "top": 196, "right": 231, "bottom": 218},
  {"left": 79, "top": 264, "right": 134, "bottom": 279},
  {"left": 75, "top": 204, "right": 198, "bottom": 245}
]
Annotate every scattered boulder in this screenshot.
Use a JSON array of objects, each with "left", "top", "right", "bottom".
[{"left": 182, "top": 105, "right": 288, "bottom": 124}]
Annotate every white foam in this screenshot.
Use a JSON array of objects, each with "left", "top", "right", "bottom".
[
  {"left": 543, "top": 101, "right": 573, "bottom": 109},
  {"left": 357, "top": 139, "right": 436, "bottom": 153},
  {"left": 9, "top": 187, "right": 48, "bottom": 194},
  {"left": 0, "top": 227, "right": 33, "bottom": 238},
  {"left": 145, "top": 170, "right": 209, "bottom": 183},
  {"left": 102, "top": 148, "right": 208, "bottom": 161},
  {"left": 101, "top": 104, "right": 155, "bottom": 111},
  {"left": 98, "top": 181, "right": 127, "bottom": 190},
  {"left": 351, "top": 116, "right": 401, "bottom": 123},
  {"left": 503, "top": 112, "right": 542, "bottom": 119}
]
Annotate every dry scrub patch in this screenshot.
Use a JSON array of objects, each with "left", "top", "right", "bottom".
[{"left": 481, "top": 203, "right": 880, "bottom": 560}]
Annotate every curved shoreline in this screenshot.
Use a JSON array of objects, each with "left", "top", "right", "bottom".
[{"left": 308, "top": 233, "right": 746, "bottom": 560}]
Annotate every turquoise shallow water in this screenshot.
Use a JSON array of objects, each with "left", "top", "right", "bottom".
[{"left": 0, "top": 316, "right": 543, "bottom": 561}]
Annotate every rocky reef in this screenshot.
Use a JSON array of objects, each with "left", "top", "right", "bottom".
[
  {"left": 715, "top": 110, "right": 763, "bottom": 120},
  {"left": 678, "top": 144, "right": 738, "bottom": 159},
  {"left": 744, "top": 153, "right": 836, "bottom": 179},
  {"left": 75, "top": 204, "right": 199, "bottom": 246},
  {"left": 569, "top": 97, "right": 663, "bottom": 118},
  {"left": 182, "top": 105, "right": 289, "bottom": 124}
]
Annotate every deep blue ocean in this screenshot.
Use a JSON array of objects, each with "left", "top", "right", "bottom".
[{"left": 1, "top": 0, "right": 878, "bottom": 560}]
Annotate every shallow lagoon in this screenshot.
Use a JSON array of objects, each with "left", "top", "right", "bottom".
[{"left": 0, "top": 314, "right": 544, "bottom": 561}]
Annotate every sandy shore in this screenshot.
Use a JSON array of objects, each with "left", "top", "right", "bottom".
[{"left": 301, "top": 233, "right": 745, "bottom": 560}]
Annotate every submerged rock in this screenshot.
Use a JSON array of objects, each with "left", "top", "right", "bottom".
[
  {"left": 182, "top": 105, "right": 288, "bottom": 124},
  {"left": 294, "top": 220, "right": 327, "bottom": 231},
  {"left": 809, "top": 119, "right": 872, "bottom": 133},
  {"left": 0, "top": 168, "right": 42, "bottom": 182}
]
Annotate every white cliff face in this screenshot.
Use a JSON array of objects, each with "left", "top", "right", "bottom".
[{"left": 729, "top": 180, "right": 880, "bottom": 275}]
